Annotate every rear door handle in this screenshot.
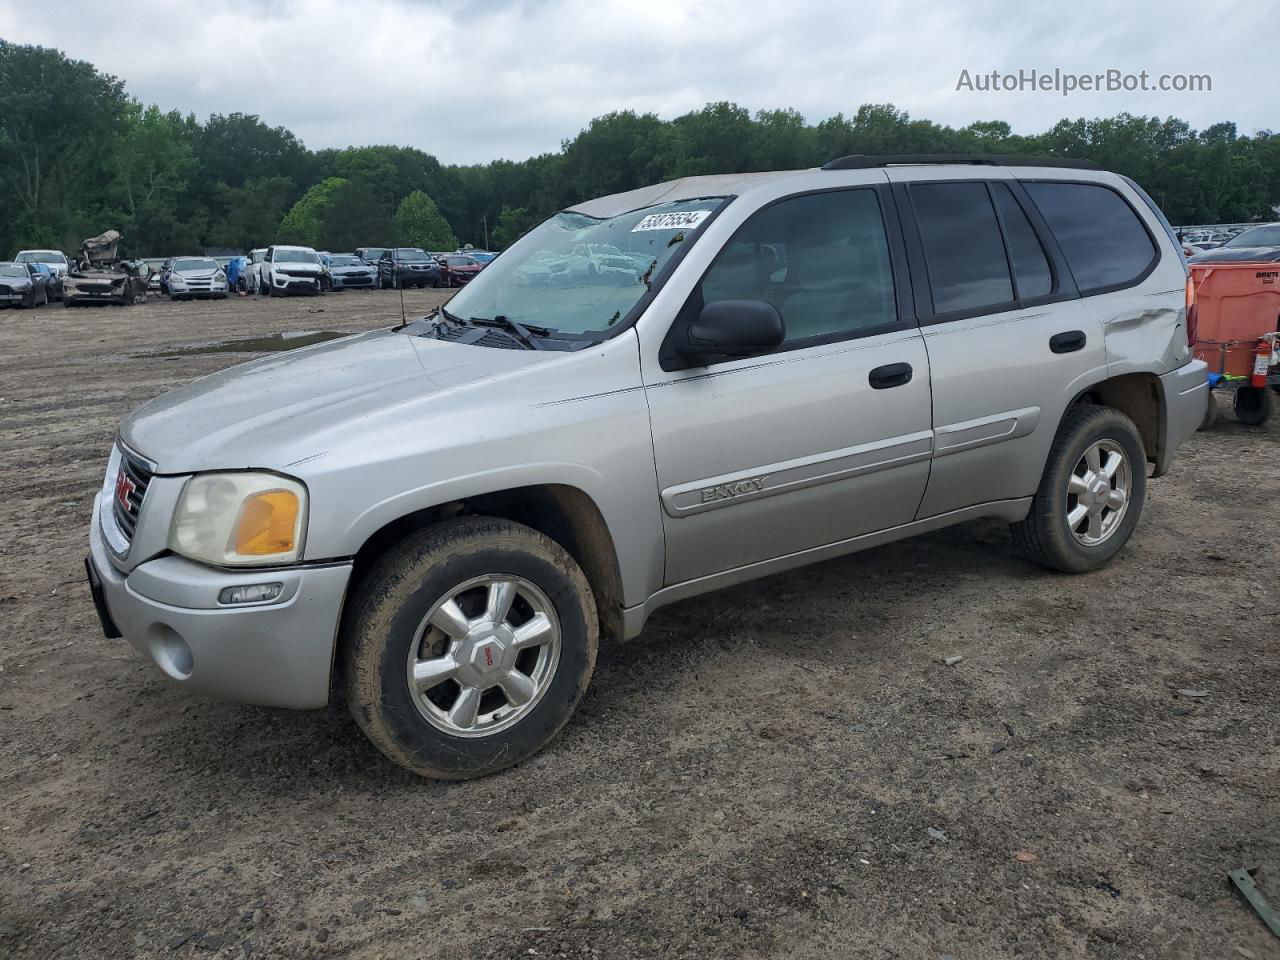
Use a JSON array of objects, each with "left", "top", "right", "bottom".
[
  {"left": 868, "top": 362, "right": 913, "bottom": 389},
  {"left": 1049, "top": 330, "right": 1087, "bottom": 354}
]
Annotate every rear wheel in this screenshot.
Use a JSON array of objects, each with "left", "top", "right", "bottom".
[
  {"left": 1010, "top": 405, "right": 1146, "bottom": 573},
  {"left": 1234, "top": 386, "right": 1273, "bottom": 425},
  {"left": 341, "top": 517, "right": 598, "bottom": 779},
  {"left": 1199, "top": 389, "right": 1218, "bottom": 430}
]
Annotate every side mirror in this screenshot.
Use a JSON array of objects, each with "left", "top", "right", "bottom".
[{"left": 679, "top": 299, "right": 785, "bottom": 361}]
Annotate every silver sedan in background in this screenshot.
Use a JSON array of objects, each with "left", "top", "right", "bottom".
[{"left": 164, "top": 257, "right": 229, "bottom": 300}]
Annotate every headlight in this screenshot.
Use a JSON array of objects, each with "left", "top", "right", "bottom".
[
  {"left": 170, "top": 472, "right": 308, "bottom": 566},
  {"left": 169, "top": 274, "right": 186, "bottom": 285},
  {"left": 214, "top": 271, "right": 226, "bottom": 282}
]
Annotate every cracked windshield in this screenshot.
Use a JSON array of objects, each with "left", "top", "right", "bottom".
[{"left": 442, "top": 199, "right": 723, "bottom": 336}]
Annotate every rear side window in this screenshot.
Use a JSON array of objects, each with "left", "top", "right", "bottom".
[
  {"left": 1023, "top": 182, "right": 1157, "bottom": 293},
  {"left": 910, "top": 182, "right": 1013, "bottom": 314},
  {"left": 990, "top": 183, "right": 1052, "bottom": 300},
  {"left": 699, "top": 188, "right": 897, "bottom": 343}
]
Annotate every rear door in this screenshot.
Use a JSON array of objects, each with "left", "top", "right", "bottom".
[
  {"left": 890, "top": 170, "right": 1109, "bottom": 517},
  {"left": 641, "top": 185, "right": 934, "bottom": 585}
]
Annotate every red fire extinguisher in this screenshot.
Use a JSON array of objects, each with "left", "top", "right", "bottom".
[{"left": 1251, "top": 339, "right": 1271, "bottom": 388}]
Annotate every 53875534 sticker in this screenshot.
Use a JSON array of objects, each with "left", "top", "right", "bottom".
[{"left": 631, "top": 210, "right": 711, "bottom": 232}]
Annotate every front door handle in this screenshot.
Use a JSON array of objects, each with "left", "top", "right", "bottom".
[
  {"left": 1050, "top": 330, "right": 1087, "bottom": 354},
  {"left": 868, "top": 362, "right": 913, "bottom": 389}
]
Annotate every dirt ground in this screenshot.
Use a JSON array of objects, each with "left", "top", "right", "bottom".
[{"left": 1, "top": 289, "right": 1277, "bottom": 960}]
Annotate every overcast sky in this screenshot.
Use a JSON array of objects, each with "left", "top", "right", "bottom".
[{"left": 0, "top": 0, "right": 1267, "bottom": 165}]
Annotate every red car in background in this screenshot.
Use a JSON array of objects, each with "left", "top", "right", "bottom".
[{"left": 442, "top": 255, "right": 483, "bottom": 287}]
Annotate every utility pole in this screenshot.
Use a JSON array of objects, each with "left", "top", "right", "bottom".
[{"left": 483, "top": 214, "right": 489, "bottom": 251}]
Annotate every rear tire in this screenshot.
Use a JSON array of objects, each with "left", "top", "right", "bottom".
[
  {"left": 1010, "top": 405, "right": 1147, "bottom": 574},
  {"left": 1234, "top": 386, "right": 1273, "bottom": 425},
  {"left": 341, "top": 517, "right": 598, "bottom": 780},
  {"left": 1199, "top": 390, "right": 1218, "bottom": 430}
]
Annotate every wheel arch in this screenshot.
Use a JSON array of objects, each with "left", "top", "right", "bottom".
[
  {"left": 1065, "top": 371, "right": 1164, "bottom": 471},
  {"left": 345, "top": 482, "right": 626, "bottom": 645}
]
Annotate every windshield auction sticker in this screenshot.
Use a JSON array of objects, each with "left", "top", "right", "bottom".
[{"left": 632, "top": 210, "right": 711, "bottom": 232}]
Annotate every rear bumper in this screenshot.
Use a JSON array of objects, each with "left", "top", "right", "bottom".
[
  {"left": 88, "top": 495, "right": 352, "bottom": 709},
  {"left": 1154, "top": 358, "right": 1209, "bottom": 477}
]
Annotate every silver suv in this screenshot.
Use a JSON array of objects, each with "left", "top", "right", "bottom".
[{"left": 86, "top": 156, "right": 1207, "bottom": 779}]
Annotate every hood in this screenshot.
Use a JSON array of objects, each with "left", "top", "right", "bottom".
[
  {"left": 174, "top": 270, "right": 220, "bottom": 279},
  {"left": 1188, "top": 246, "right": 1280, "bottom": 264},
  {"left": 332, "top": 264, "right": 375, "bottom": 273},
  {"left": 270, "top": 261, "right": 322, "bottom": 273},
  {"left": 121, "top": 328, "right": 547, "bottom": 474}
]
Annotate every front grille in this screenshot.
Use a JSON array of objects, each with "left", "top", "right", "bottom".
[
  {"left": 282, "top": 269, "right": 318, "bottom": 279},
  {"left": 111, "top": 449, "right": 153, "bottom": 543},
  {"left": 0, "top": 285, "right": 10, "bottom": 295}
]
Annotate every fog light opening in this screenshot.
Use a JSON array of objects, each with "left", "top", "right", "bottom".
[
  {"left": 218, "top": 582, "right": 284, "bottom": 605},
  {"left": 150, "top": 627, "right": 194, "bottom": 680}
]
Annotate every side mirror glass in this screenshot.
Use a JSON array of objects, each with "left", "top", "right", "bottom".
[{"left": 679, "top": 299, "right": 785, "bottom": 361}]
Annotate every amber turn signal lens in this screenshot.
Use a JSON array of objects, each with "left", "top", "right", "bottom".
[{"left": 233, "top": 490, "right": 299, "bottom": 556}]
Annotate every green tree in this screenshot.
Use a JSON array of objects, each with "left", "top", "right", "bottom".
[
  {"left": 108, "top": 103, "right": 197, "bottom": 252},
  {"left": 322, "top": 181, "right": 396, "bottom": 250},
  {"left": 278, "top": 176, "right": 348, "bottom": 246},
  {"left": 395, "top": 190, "right": 457, "bottom": 250}
]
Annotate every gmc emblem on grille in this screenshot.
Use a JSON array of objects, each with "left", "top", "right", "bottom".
[{"left": 115, "top": 467, "right": 136, "bottom": 512}]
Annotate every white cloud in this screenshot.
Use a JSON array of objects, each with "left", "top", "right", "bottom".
[{"left": 0, "top": 0, "right": 1268, "bottom": 164}]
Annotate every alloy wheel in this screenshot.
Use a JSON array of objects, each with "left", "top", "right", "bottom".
[{"left": 1065, "top": 439, "right": 1131, "bottom": 546}]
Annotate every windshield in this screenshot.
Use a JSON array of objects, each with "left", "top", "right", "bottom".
[
  {"left": 16, "top": 251, "right": 65, "bottom": 264},
  {"left": 397, "top": 249, "right": 429, "bottom": 261},
  {"left": 0, "top": 264, "right": 28, "bottom": 278},
  {"left": 330, "top": 255, "right": 363, "bottom": 267},
  {"left": 1226, "top": 225, "right": 1280, "bottom": 247},
  {"left": 275, "top": 248, "right": 318, "bottom": 263},
  {"left": 443, "top": 199, "right": 722, "bottom": 336},
  {"left": 173, "top": 257, "right": 218, "bottom": 271}
]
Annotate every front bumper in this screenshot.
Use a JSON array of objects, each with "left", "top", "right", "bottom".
[
  {"left": 88, "top": 494, "right": 352, "bottom": 709},
  {"left": 1154, "top": 358, "right": 1209, "bottom": 477},
  {"left": 332, "top": 274, "right": 377, "bottom": 289}
]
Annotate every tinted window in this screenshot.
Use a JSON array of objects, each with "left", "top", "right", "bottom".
[
  {"left": 1024, "top": 182, "right": 1156, "bottom": 292},
  {"left": 911, "top": 182, "right": 1013, "bottom": 313},
  {"left": 990, "top": 183, "right": 1052, "bottom": 299},
  {"left": 699, "top": 189, "right": 896, "bottom": 343}
]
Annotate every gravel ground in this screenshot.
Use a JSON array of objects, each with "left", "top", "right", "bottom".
[{"left": 1, "top": 290, "right": 1277, "bottom": 960}]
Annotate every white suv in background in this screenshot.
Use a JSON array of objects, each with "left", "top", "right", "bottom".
[
  {"left": 257, "top": 245, "right": 324, "bottom": 296},
  {"left": 16, "top": 249, "right": 70, "bottom": 278}
]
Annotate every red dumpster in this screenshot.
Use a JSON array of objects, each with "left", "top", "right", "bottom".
[{"left": 1190, "top": 261, "right": 1280, "bottom": 377}]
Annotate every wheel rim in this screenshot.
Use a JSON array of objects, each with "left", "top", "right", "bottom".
[
  {"left": 1065, "top": 439, "right": 1131, "bottom": 547},
  {"left": 406, "top": 574, "right": 561, "bottom": 738}
]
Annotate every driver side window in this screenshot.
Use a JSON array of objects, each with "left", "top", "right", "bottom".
[{"left": 699, "top": 189, "right": 897, "bottom": 344}]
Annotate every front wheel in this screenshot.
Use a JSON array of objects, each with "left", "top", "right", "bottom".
[
  {"left": 341, "top": 517, "right": 598, "bottom": 780},
  {"left": 1010, "top": 405, "right": 1146, "bottom": 574},
  {"left": 1234, "top": 386, "right": 1273, "bottom": 425}
]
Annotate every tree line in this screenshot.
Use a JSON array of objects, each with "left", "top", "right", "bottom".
[{"left": 3, "top": 39, "right": 1279, "bottom": 260}]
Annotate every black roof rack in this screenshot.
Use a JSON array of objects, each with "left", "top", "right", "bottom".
[{"left": 821, "top": 154, "right": 1101, "bottom": 171}]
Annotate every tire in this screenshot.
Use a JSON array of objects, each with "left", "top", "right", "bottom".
[
  {"left": 1234, "top": 386, "right": 1273, "bottom": 425},
  {"left": 341, "top": 517, "right": 598, "bottom": 780},
  {"left": 1199, "top": 390, "right": 1218, "bottom": 430},
  {"left": 1010, "top": 405, "right": 1147, "bottom": 574}
]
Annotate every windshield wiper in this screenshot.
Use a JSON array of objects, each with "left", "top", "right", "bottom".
[{"left": 468, "top": 315, "right": 550, "bottom": 350}]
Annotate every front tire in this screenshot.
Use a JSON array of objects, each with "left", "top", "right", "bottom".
[
  {"left": 1010, "top": 405, "right": 1146, "bottom": 573},
  {"left": 341, "top": 517, "right": 598, "bottom": 780}
]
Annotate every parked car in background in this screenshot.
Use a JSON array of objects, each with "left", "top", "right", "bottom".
[
  {"left": 63, "top": 260, "right": 151, "bottom": 306},
  {"left": 1187, "top": 223, "right": 1280, "bottom": 263},
  {"left": 259, "top": 245, "right": 324, "bottom": 296},
  {"left": 459, "top": 249, "right": 497, "bottom": 264},
  {"left": 30, "top": 262, "right": 64, "bottom": 300},
  {"left": 15, "top": 249, "right": 70, "bottom": 281},
  {"left": 244, "top": 248, "right": 267, "bottom": 292},
  {"left": 165, "top": 257, "right": 229, "bottom": 300},
  {"left": 379, "top": 248, "right": 443, "bottom": 288},
  {"left": 327, "top": 253, "right": 379, "bottom": 290},
  {"left": 356, "top": 247, "right": 391, "bottom": 266},
  {"left": 0, "top": 261, "right": 51, "bottom": 307},
  {"left": 149, "top": 260, "right": 169, "bottom": 292},
  {"left": 442, "top": 254, "right": 483, "bottom": 286}
]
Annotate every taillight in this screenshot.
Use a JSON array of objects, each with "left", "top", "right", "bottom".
[{"left": 1185, "top": 276, "right": 1198, "bottom": 347}]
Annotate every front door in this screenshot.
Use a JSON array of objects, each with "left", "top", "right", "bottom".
[{"left": 642, "top": 186, "right": 933, "bottom": 585}]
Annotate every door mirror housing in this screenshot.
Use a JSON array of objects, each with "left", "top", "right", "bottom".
[{"left": 679, "top": 299, "right": 785, "bottom": 362}]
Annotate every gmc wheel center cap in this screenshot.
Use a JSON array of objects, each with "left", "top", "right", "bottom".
[{"left": 461, "top": 625, "right": 515, "bottom": 679}]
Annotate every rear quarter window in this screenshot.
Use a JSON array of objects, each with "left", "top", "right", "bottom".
[{"left": 1023, "top": 181, "right": 1157, "bottom": 294}]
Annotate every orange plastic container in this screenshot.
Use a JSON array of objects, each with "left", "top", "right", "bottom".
[{"left": 1190, "top": 262, "right": 1280, "bottom": 376}]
